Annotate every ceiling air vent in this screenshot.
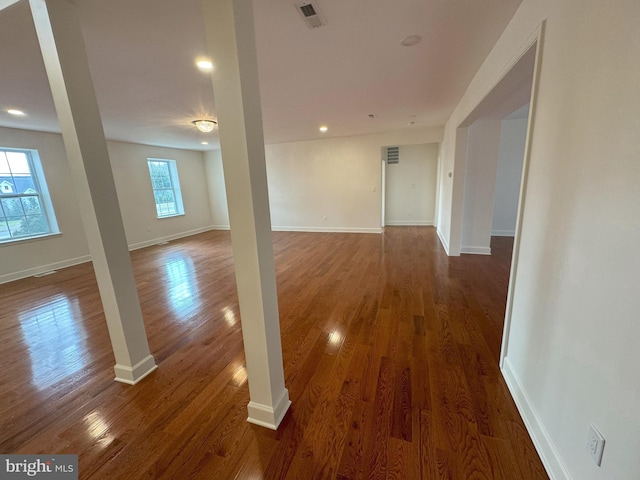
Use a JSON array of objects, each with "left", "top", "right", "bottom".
[
  {"left": 384, "top": 146, "right": 400, "bottom": 165},
  {"left": 295, "top": 1, "right": 327, "bottom": 29}
]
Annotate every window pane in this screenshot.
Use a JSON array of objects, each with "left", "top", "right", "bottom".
[
  {"left": 0, "top": 153, "right": 9, "bottom": 175},
  {"left": 21, "top": 196, "right": 42, "bottom": 215},
  {"left": 7, "top": 216, "right": 25, "bottom": 237},
  {"left": 1, "top": 198, "right": 24, "bottom": 217},
  {"left": 6, "top": 151, "right": 31, "bottom": 174},
  {"left": 23, "top": 214, "right": 49, "bottom": 235},
  {"left": 0, "top": 219, "right": 9, "bottom": 240}
]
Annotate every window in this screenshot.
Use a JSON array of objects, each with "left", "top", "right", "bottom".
[
  {"left": 0, "top": 148, "right": 59, "bottom": 243},
  {"left": 147, "top": 159, "right": 184, "bottom": 218}
]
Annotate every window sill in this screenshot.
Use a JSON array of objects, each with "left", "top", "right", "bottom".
[
  {"left": 157, "top": 213, "right": 185, "bottom": 220},
  {"left": 0, "top": 231, "right": 62, "bottom": 247}
]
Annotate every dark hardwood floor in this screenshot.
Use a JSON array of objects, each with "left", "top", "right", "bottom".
[{"left": 0, "top": 227, "right": 548, "bottom": 479}]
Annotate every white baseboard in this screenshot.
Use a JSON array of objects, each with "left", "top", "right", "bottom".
[
  {"left": 501, "top": 358, "right": 571, "bottom": 480},
  {"left": 0, "top": 255, "right": 91, "bottom": 284},
  {"left": 460, "top": 245, "right": 492, "bottom": 255},
  {"left": 384, "top": 221, "right": 434, "bottom": 226},
  {"left": 128, "top": 225, "right": 216, "bottom": 251},
  {"left": 1, "top": 225, "right": 383, "bottom": 284},
  {"left": 271, "top": 226, "right": 382, "bottom": 234},
  {"left": 436, "top": 228, "right": 450, "bottom": 255},
  {"left": 1, "top": 226, "right": 218, "bottom": 284},
  {"left": 492, "top": 229, "right": 516, "bottom": 237}
]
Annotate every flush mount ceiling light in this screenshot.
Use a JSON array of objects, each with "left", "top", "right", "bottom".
[
  {"left": 400, "top": 34, "right": 422, "bottom": 47},
  {"left": 319, "top": 125, "right": 328, "bottom": 133},
  {"left": 196, "top": 59, "right": 213, "bottom": 71},
  {"left": 7, "top": 109, "right": 26, "bottom": 116},
  {"left": 191, "top": 119, "right": 218, "bottom": 133}
]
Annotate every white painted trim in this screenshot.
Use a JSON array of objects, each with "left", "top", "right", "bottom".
[
  {"left": 1, "top": 226, "right": 218, "bottom": 284},
  {"left": 246, "top": 388, "right": 291, "bottom": 430},
  {"left": 271, "top": 226, "right": 382, "bottom": 234},
  {"left": 210, "top": 225, "right": 231, "bottom": 230},
  {"left": 501, "top": 359, "right": 572, "bottom": 480},
  {"left": 437, "top": 228, "right": 450, "bottom": 255},
  {"left": 384, "top": 221, "right": 434, "bottom": 226},
  {"left": 381, "top": 157, "right": 386, "bottom": 228},
  {"left": 0, "top": 254, "right": 91, "bottom": 284},
  {"left": 0, "top": 0, "right": 20, "bottom": 13},
  {"left": 127, "top": 225, "right": 216, "bottom": 251},
  {"left": 491, "top": 229, "right": 515, "bottom": 237},
  {"left": 501, "top": 20, "right": 546, "bottom": 366},
  {"left": 114, "top": 355, "right": 158, "bottom": 385},
  {"left": 460, "top": 246, "right": 492, "bottom": 255}
]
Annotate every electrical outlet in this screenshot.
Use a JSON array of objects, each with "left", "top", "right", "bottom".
[{"left": 587, "top": 424, "right": 605, "bottom": 466}]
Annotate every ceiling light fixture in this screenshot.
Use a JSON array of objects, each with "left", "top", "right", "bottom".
[
  {"left": 7, "top": 109, "right": 26, "bottom": 116},
  {"left": 192, "top": 119, "right": 218, "bottom": 133},
  {"left": 201, "top": 141, "right": 209, "bottom": 145},
  {"left": 196, "top": 59, "right": 213, "bottom": 71},
  {"left": 400, "top": 35, "right": 422, "bottom": 47},
  {"left": 319, "top": 125, "right": 328, "bottom": 133}
]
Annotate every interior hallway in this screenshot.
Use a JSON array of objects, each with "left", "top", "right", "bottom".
[{"left": 0, "top": 227, "right": 547, "bottom": 479}]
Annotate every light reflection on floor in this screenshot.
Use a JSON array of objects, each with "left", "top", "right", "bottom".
[
  {"left": 83, "top": 410, "right": 115, "bottom": 450},
  {"left": 222, "top": 306, "right": 237, "bottom": 327},
  {"left": 163, "top": 254, "right": 200, "bottom": 318},
  {"left": 19, "top": 294, "right": 87, "bottom": 390}
]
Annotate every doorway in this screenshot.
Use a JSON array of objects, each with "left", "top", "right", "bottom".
[
  {"left": 381, "top": 143, "right": 438, "bottom": 227},
  {"left": 447, "top": 23, "right": 545, "bottom": 365}
]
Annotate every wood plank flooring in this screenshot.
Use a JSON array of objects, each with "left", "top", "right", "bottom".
[{"left": 0, "top": 227, "right": 548, "bottom": 479}]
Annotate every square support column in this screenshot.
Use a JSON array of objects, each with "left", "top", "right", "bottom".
[
  {"left": 29, "top": 0, "right": 156, "bottom": 384},
  {"left": 203, "top": 0, "right": 290, "bottom": 429}
]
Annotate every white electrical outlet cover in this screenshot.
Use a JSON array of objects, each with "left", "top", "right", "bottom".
[{"left": 587, "top": 424, "right": 605, "bottom": 466}]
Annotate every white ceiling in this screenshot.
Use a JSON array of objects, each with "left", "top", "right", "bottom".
[{"left": 0, "top": 0, "right": 522, "bottom": 151}]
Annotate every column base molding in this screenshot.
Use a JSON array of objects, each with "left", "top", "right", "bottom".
[
  {"left": 247, "top": 388, "right": 291, "bottom": 430},
  {"left": 114, "top": 354, "right": 157, "bottom": 385}
]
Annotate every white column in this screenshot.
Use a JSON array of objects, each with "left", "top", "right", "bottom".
[
  {"left": 203, "top": 0, "right": 291, "bottom": 429},
  {"left": 29, "top": 0, "right": 156, "bottom": 384}
]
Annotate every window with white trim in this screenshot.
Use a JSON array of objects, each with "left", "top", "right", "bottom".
[
  {"left": 147, "top": 159, "right": 184, "bottom": 218},
  {"left": 0, "top": 147, "right": 59, "bottom": 243}
]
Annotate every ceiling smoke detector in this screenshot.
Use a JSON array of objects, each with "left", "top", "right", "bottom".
[{"left": 295, "top": 1, "right": 327, "bottom": 29}]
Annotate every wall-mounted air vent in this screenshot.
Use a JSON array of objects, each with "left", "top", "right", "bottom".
[
  {"left": 384, "top": 146, "right": 400, "bottom": 165},
  {"left": 295, "top": 1, "right": 327, "bottom": 29}
]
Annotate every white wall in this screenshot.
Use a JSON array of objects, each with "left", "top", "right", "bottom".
[
  {"left": 205, "top": 127, "right": 443, "bottom": 232},
  {"left": 108, "top": 140, "right": 212, "bottom": 249},
  {"left": 384, "top": 143, "right": 438, "bottom": 226},
  {"left": 203, "top": 149, "right": 230, "bottom": 228},
  {"left": 437, "top": 1, "right": 640, "bottom": 479},
  {"left": 492, "top": 115, "right": 528, "bottom": 236},
  {"left": 460, "top": 118, "right": 501, "bottom": 254},
  {"left": 0, "top": 128, "right": 212, "bottom": 283}
]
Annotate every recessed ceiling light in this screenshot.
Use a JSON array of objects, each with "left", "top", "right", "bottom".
[
  {"left": 400, "top": 35, "right": 422, "bottom": 47},
  {"left": 201, "top": 142, "right": 209, "bottom": 145},
  {"left": 7, "top": 109, "right": 25, "bottom": 116},
  {"left": 319, "top": 125, "right": 328, "bottom": 133},
  {"left": 196, "top": 59, "right": 213, "bottom": 71}
]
